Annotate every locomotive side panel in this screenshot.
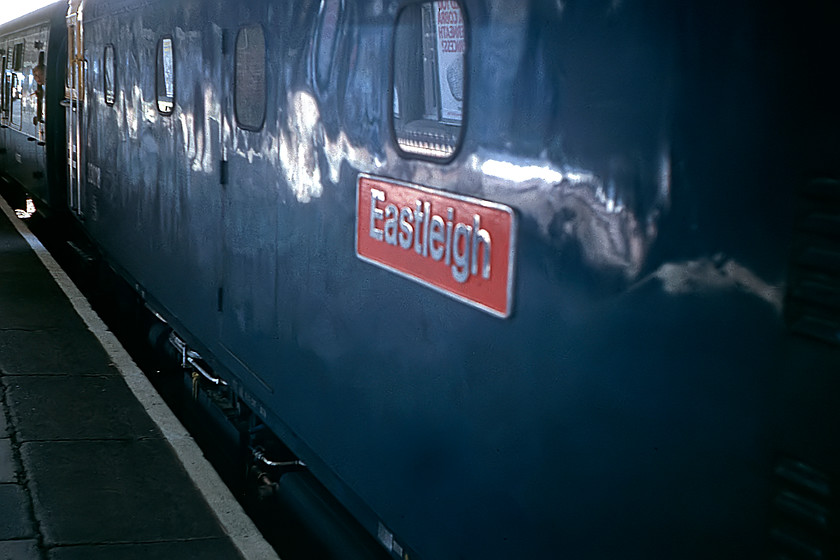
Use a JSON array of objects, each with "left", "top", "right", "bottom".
[
  {"left": 81, "top": 0, "right": 228, "bottom": 350},
  {"left": 61, "top": 0, "right": 837, "bottom": 559},
  {"left": 218, "top": 1, "right": 320, "bottom": 400},
  {"left": 239, "top": 2, "right": 788, "bottom": 558}
]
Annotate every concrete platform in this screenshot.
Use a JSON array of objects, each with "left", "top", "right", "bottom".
[{"left": 0, "top": 199, "right": 278, "bottom": 559}]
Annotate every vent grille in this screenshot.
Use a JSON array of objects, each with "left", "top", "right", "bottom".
[
  {"left": 785, "top": 178, "right": 840, "bottom": 345},
  {"left": 770, "top": 457, "right": 837, "bottom": 560}
]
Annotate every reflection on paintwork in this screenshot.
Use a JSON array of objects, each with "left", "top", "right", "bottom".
[
  {"left": 279, "top": 91, "right": 323, "bottom": 202},
  {"left": 472, "top": 151, "right": 668, "bottom": 280},
  {"left": 15, "top": 198, "right": 36, "bottom": 219},
  {"left": 480, "top": 159, "right": 568, "bottom": 185},
  {"left": 176, "top": 86, "right": 219, "bottom": 174},
  {"left": 180, "top": 111, "right": 206, "bottom": 172},
  {"left": 636, "top": 256, "right": 783, "bottom": 311},
  {"left": 323, "top": 129, "right": 380, "bottom": 185},
  {"left": 143, "top": 100, "right": 158, "bottom": 124},
  {"left": 288, "top": 105, "right": 669, "bottom": 283},
  {"left": 658, "top": 150, "right": 672, "bottom": 212},
  {"left": 124, "top": 85, "right": 142, "bottom": 139},
  {"left": 278, "top": 90, "right": 382, "bottom": 202}
]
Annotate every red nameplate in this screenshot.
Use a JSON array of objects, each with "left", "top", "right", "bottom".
[{"left": 356, "top": 174, "right": 516, "bottom": 318}]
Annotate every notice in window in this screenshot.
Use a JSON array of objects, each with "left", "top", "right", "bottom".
[
  {"left": 162, "top": 38, "right": 174, "bottom": 98},
  {"left": 434, "top": 1, "right": 464, "bottom": 123}
]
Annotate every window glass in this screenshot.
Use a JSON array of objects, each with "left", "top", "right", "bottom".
[
  {"left": 34, "top": 51, "right": 45, "bottom": 124},
  {"left": 9, "top": 72, "right": 20, "bottom": 126},
  {"left": 156, "top": 37, "right": 174, "bottom": 114},
  {"left": 104, "top": 45, "right": 115, "bottom": 105},
  {"left": 12, "top": 43, "right": 23, "bottom": 71},
  {"left": 393, "top": 1, "right": 465, "bottom": 160},
  {"left": 234, "top": 25, "right": 266, "bottom": 130},
  {"left": 1, "top": 56, "right": 6, "bottom": 115}
]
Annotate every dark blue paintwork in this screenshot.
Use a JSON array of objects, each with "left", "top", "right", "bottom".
[{"left": 2, "top": 0, "right": 839, "bottom": 558}]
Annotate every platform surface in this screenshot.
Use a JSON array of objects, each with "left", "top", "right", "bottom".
[{"left": 0, "top": 199, "right": 273, "bottom": 559}]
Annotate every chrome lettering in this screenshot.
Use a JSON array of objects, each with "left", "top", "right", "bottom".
[
  {"left": 445, "top": 208, "right": 454, "bottom": 266},
  {"left": 422, "top": 201, "right": 431, "bottom": 257},
  {"left": 368, "top": 186, "right": 492, "bottom": 283},
  {"left": 429, "top": 215, "right": 445, "bottom": 261},
  {"left": 452, "top": 222, "right": 472, "bottom": 283},
  {"left": 399, "top": 207, "right": 414, "bottom": 249},
  {"left": 471, "top": 215, "right": 491, "bottom": 279},
  {"left": 384, "top": 204, "right": 399, "bottom": 246},
  {"left": 369, "top": 188, "right": 385, "bottom": 241},
  {"left": 414, "top": 201, "right": 425, "bottom": 255}
]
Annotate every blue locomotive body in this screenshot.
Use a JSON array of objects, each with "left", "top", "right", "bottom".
[{"left": 2, "top": 1, "right": 838, "bottom": 558}]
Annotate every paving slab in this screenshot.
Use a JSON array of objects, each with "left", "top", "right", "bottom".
[
  {"left": 0, "top": 209, "right": 23, "bottom": 232},
  {"left": 0, "top": 265, "right": 66, "bottom": 291},
  {"left": 0, "top": 484, "right": 35, "bottom": 540},
  {"left": 0, "top": 221, "right": 36, "bottom": 253},
  {"left": 4, "top": 376, "right": 161, "bottom": 442},
  {"left": 0, "top": 439, "right": 15, "bottom": 483},
  {"left": 0, "top": 329, "right": 116, "bottom": 376},
  {"left": 0, "top": 225, "right": 93, "bottom": 332},
  {"left": 21, "top": 440, "right": 229, "bottom": 547},
  {"left": 0, "top": 293, "right": 87, "bottom": 332},
  {"left": 0, "top": 539, "right": 41, "bottom": 560},
  {"left": 0, "top": 258, "right": 59, "bottom": 281},
  {"left": 47, "top": 538, "right": 242, "bottom": 560}
]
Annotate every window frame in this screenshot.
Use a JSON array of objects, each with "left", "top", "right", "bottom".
[
  {"left": 103, "top": 44, "right": 115, "bottom": 106},
  {"left": 390, "top": 0, "right": 468, "bottom": 163},
  {"left": 155, "top": 35, "right": 175, "bottom": 115},
  {"left": 233, "top": 24, "right": 267, "bottom": 132}
]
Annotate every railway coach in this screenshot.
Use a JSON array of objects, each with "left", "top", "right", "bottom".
[{"left": 2, "top": 0, "right": 839, "bottom": 558}]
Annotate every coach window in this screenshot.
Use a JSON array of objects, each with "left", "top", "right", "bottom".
[
  {"left": 12, "top": 43, "right": 23, "bottom": 71},
  {"left": 156, "top": 36, "right": 174, "bottom": 114},
  {"left": 1, "top": 55, "right": 6, "bottom": 116},
  {"left": 234, "top": 25, "right": 266, "bottom": 131},
  {"left": 392, "top": 1, "right": 466, "bottom": 161},
  {"left": 104, "top": 45, "right": 115, "bottom": 105}
]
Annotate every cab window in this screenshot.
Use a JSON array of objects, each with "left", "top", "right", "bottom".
[{"left": 392, "top": 1, "right": 466, "bottom": 160}]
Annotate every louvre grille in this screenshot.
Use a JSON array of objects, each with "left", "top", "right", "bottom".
[
  {"left": 785, "top": 178, "right": 840, "bottom": 345},
  {"left": 770, "top": 456, "right": 837, "bottom": 560}
]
